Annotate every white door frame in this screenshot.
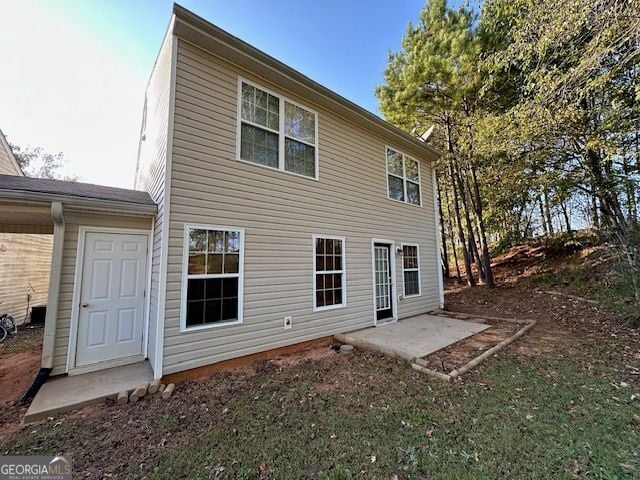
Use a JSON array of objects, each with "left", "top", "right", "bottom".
[
  {"left": 66, "top": 226, "right": 152, "bottom": 374},
  {"left": 371, "top": 238, "right": 398, "bottom": 326}
]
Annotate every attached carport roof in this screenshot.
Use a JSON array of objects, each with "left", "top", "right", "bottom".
[
  {"left": 0, "top": 175, "right": 156, "bottom": 209},
  {"left": 0, "top": 175, "right": 157, "bottom": 234}
]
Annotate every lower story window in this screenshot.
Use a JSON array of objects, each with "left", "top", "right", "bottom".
[
  {"left": 402, "top": 244, "right": 420, "bottom": 297},
  {"left": 183, "top": 226, "right": 243, "bottom": 329},
  {"left": 313, "top": 236, "right": 346, "bottom": 310}
]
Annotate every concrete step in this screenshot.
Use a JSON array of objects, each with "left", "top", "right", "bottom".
[{"left": 25, "top": 361, "right": 154, "bottom": 423}]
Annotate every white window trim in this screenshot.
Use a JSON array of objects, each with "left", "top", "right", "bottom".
[
  {"left": 401, "top": 243, "right": 422, "bottom": 298},
  {"left": 385, "top": 145, "right": 423, "bottom": 207},
  {"left": 236, "top": 76, "right": 320, "bottom": 181},
  {"left": 312, "top": 234, "right": 347, "bottom": 312},
  {"left": 180, "top": 224, "right": 245, "bottom": 332}
]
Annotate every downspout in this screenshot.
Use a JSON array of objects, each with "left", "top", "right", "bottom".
[{"left": 22, "top": 202, "right": 64, "bottom": 402}]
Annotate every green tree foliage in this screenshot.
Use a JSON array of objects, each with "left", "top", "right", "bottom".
[
  {"left": 480, "top": 0, "right": 640, "bottom": 298},
  {"left": 10, "top": 144, "right": 79, "bottom": 181},
  {"left": 378, "top": 0, "right": 640, "bottom": 302},
  {"left": 377, "top": 0, "right": 495, "bottom": 286},
  {"left": 377, "top": 0, "right": 479, "bottom": 134}
]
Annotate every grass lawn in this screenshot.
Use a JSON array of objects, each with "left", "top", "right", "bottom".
[
  {"left": 2, "top": 244, "right": 639, "bottom": 479},
  {"left": 3, "top": 345, "right": 638, "bottom": 479}
]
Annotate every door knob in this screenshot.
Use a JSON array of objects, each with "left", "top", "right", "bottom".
[{"left": 81, "top": 303, "right": 89, "bottom": 308}]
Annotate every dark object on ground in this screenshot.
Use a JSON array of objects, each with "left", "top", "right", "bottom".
[
  {"left": 21, "top": 367, "right": 52, "bottom": 404},
  {"left": 30, "top": 306, "right": 46, "bottom": 325},
  {"left": 339, "top": 344, "right": 355, "bottom": 355}
]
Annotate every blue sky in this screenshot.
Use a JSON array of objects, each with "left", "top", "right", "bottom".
[
  {"left": 60, "top": 0, "right": 430, "bottom": 113},
  {"left": 0, "top": 0, "right": 463, "bottom": 187}
]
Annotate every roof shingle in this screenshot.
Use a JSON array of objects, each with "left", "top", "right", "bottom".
[{"left": 0, "top": 174, "right": 156, "bottom": 206}]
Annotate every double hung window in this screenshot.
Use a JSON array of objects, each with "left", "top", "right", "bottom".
[
  {"left": 386, "top": 147, "right": 421, "bottom": 205},
  {"left": 239, "top": 80, "right": 318, "bottom": 179},
  {"left": 183, "top": 226, "right": 244, "bottom": 329},
  {"left": 402, "top": 244, "right": 421, "bottom": 297},
  {"left": 313, "top": 236, "right": 346, "bottom": 311}
]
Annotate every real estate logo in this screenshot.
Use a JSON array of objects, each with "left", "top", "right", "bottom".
[{"left": 0, "top": 455, "right": 72, "bottom": 480}]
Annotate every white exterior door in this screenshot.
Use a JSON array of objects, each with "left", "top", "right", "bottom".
[{"left": 75, "top": 231, "right": 148, "bottom": 368}]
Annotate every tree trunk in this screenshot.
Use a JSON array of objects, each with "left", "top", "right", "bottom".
[
  {"left": 436, "top": 172, "right": 450, "bottom": 278},
  {"left": 454, "top": 159, "right": 485, "bottom": 284},
  {"left": 579, "top": 96, "right": 626, "bottom": 231},
  {"left": 585, "top": 144, "right": 639, "bottom": 303},
  {"left": 518, "top": 203, "right": 529, "bottom": 239},
  {"left": 444, "top": 185, "right": 462, "bottom": 282},
  {"left": 469, "top": 177, "right": 495, "bottom": 287},
  {"left": 586, "top": 147, "right": 626, "bottom": 230},
  {"left": 444, "top": 115, "right": 475, "bottom": 286},
  {"left": 623, "top": 155, "right": 637, "bottom": 223},
  {"left": 461, "top": 111, "right": 494, "bottom": 287},
  {"left": 450, "top": 163, "right": 474, "bottom": 286},
  {"left": 560, "top": 200, "right": 572, "bottom": 233},
  {"left": 544, "top": 189, "right": 554, "bottom": 234},
  {"left": 469, "top": 225, "right": 485, "bottom": 283},
  {"left": 451, "top": 232, "right": 462, "bottom": 282},
  {"left": 591, "top": 193, "right": 600, "bottom": 229},
  {"left": 522, "top": 204, "right": 536, "bottom": 240},
  {"left": 539, "top": 197, "right": 548, "bottom": 235}
]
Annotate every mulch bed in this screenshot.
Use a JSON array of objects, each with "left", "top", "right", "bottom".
[{"left": 419, "top": 313, "right": 528, "bottom": 374}]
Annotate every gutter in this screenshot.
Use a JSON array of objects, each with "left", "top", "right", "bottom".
[{"left": 0, "top": 190, "right": 157, "bottom": 215}]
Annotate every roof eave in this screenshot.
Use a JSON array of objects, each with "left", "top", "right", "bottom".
[
  {"left": 171, "top": 4, "right": 443, "bottom": 162},
  {"left": 0, "top": 190, "right": 157, "bottom": 215}
]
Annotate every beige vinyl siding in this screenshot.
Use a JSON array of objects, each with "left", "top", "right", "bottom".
[
  {"left": 0, "top": 133, "right": 21, "bottom": 176},
  {"left": 135, "top": 34, "right": 173, "bottom": 371},
  {"left": 0, "top": 149, "right": 20, "bottom": 175},
  {"left": 162, "top": 40, "right": 439, "bottom": 374},
  {"left": 0, "top": 234, "right": 52, "bottom": 324},
  {"left": 51, "top": 213, "right": 153, "bottom": 375}
]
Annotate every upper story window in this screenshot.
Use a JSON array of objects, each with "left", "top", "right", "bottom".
[
  {"left": 386, "top": 147, "right": 421, "bottom": 206},
  {"left": 239, "top": 79, "right": 318, "bottom": 179}
]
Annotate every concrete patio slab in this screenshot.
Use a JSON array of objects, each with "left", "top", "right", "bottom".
[
  {"left": 25, "top": 361, "right": 153, "bottom": 423},
  {"left": 335, "top": 314, "right": 490, "bottom": 361}
]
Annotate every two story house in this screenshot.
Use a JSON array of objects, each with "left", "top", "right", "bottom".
[
  {"left": 0, "top": 4, "right": 442, "bottom": 394},
  {"left": 135, "top": 5, "right": 443, "bottom": 378}
]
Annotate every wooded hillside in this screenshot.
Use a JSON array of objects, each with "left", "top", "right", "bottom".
[{"left": 377, "top": 0, "right": 640, "bottom": 304}]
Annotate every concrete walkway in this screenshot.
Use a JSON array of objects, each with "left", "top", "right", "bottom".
[
  {"left": 336, "top": 314, "right": 489, "bottom": 361},
  {"left": 25, "top": 361, "right": 153, "bottom": 422}
]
